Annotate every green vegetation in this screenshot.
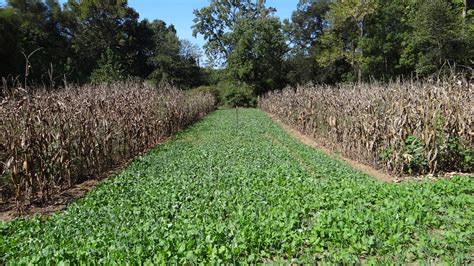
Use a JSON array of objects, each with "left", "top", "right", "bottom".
[
  {"left": 192, "top": 0, "right": 473, "bottom": 94},
  {"left": 193, "top": 81, "right": 257, "bottom": 107},
  {"left": 1, "top": 0, "right": 472, "bottom": 94},
  {"left": 2, "top": 109, "right": 472, "bottom": 264},
  {"left": 0, "top": 0, "right": 204, "bottom": 87},
  {"left": 1, "top": 1, "right": 472, "bottom": 263},
  {"left": 285, "top": 0, "right": 473, "bottom": 84},
  {"left": 90, "top": 48, "right": 126, "bottom": 84}
]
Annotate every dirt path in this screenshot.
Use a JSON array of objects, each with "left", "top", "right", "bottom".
[
  {"left": 0, "top": 179, "right": 99, "bottom": 221},
  {"left": 265, "top": 112, "right": 396, "bottom": 183}
]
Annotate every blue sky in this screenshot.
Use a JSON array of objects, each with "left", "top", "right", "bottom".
[
  {"left": 1, "top": 0, "right": 298, "bottom": 49},
  {"left": 129, "top": 0, "right": 298, "bottom": 48}
]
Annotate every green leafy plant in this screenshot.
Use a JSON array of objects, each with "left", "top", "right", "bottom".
[
  {"left": 90, "top": 49, "right": 126, "bottom": 84},
  {"left": 403, "top": 135, "right": 427, "bottom": 175},
  {"left": 219, "top": 81, "right": 256, "bottom": 107},
  {"left": 379, "top": 146, "right": 393, "bottom": 161},
  {"left": 438, "top": 136, "right": 474, "bottom": 172}
]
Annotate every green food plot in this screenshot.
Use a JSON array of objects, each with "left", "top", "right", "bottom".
[{"left": 1, "top": 109, "right": 473, "bottom": 264}]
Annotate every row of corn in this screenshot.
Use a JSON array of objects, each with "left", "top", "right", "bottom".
[
  {"left": 0, "top": 82, "right": 215, "bottom": 210},
  {"left": 260, "top": 79, "right": 473, "bottom": 176}
]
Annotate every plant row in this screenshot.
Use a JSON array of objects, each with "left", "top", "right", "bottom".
[
  {"left": 260, "top": 80, "right": 473, "bottom": 175},
  {"left": 0, "top": 82, "right": 215, "bottom": 210}
]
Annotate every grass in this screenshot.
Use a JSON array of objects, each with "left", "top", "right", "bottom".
[{"left": 1, "top": 109, "right": 473, "bottom": 264}]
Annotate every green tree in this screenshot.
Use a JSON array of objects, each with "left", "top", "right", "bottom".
[
  {"left": 320, "top": 0, "right": 378, "bottom": 82},
  {"left": 401, "top": 0, "right": 466, "bottom": 75},
  {"left": 0, "top": 6, "right": 22, "bottom": 80},
  {"left": 1, "top": 0, "right": 68, "bottom": 85},
  {"left": 63, "top": 0, "right": 141, "bottom": 82},
  {"left": 178, "top": 39, "right": 205, "bottom": 88},
  {"left": 358, "top": 0, "right": 412, "bottom": 79},
  {"left": 180, "top": 39, "right": 202, "bottom": 66},
  {"left": 193, "top": 0, "right": 287, "bottom": 93},
  {"left": 284, "top": 0, "right": 331, "bottom": 54},
  {"left": 192, "top": 0, "right": 275, "bottom": 65},
  {"left": 146, "top": 21, "right": 203, "bottom": 88},
  {"left": 147, "top": 20, "right": 181, "bottom": 85},
  {"left": 283, "top": 0, "right": 331, "bottom": 85},
  {"left": 228, "top": 16, "right": 287, "bottom": 92},
  {"left": 90, "top": 48, "right": 125, "bottom": 84},
  {"left": 0, "top": 0, "right": 209, "bottom": 87}
]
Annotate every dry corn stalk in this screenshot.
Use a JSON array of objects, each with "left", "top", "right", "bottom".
[
  {"left": 260, "top": 79, "right": 473, "bottom": 176},
  {"left": 0, "top": 82, "right": 215, "bottom": 210}
]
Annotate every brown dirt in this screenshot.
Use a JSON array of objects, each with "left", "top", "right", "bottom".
[
  {"left": 0, "top": 179, "right": 99, "bottom": 221},
  {"left": 265, "top": 112, "right": 396, "bottom": 183}
]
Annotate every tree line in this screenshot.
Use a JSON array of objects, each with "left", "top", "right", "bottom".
[
  {"left": 1, "top": 0, "right": 473, "bottom": 94},
  {"left": 0, "top": 0, "right": 204, "bottom": 88},
  {"left": 193, "top": 0, "right": 473, "bottom": 97}
]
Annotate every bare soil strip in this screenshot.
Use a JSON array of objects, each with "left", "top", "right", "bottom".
[
  {"left": 0, "top": 179, "right": 99, "bottom": 221},
  {"left": 265, "top": 112, "right": 396, "bottom": 183}
]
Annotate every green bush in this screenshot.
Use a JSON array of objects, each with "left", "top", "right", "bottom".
[
  {"left": 191, "top": 81, "right": 257, "bottom": 107},
  {"left": 433, "top": 115, "right": 473, "bottom": 173},
  {"left": 438, "top": 136, "right": 473, "bottom": 173},
  {"left": 403, "top": 135, "right": 427, "bottom": 175},
  {"left": 219, "top": 81, "right": 256, "bottom": 107},
  {"left": 90, "top": 49, "right": 126, "bottom": 84},
  {"left": 191, "top": 85, "right": 222, "bottom": 103}
]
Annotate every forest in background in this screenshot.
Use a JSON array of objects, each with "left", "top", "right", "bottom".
[
  {"left": 0, "top": 0, "right": 205, "bottom": 88},
  {"left": 0, "top": 0, "right": 473, "bottom": 103}
]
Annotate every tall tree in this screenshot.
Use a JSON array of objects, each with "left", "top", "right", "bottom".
[
  {"left": 284, "top": 0, "right": 331, "bottom": 54},
  {"left": 193, "top": 0, "right": 287, "bottom": 92},
  {"left": 63, "top": 0, "right": 141, "bottom": 82},
  {"left": 1, "top": 0, "right": 68, "bottom": 85},
  {"left": 0, "top": 6, "right": 22, "bottom": 80},
  {"left": 147, "top": 21, "right": 203, "bottom": 88},
  {"left": 283, "top": 0, "right": 331, "bottom": 85},
  {"left": 179, "top": 39, "right": 203, "bottom": 67},
  {"left": 192, "top": 0, "right": 275, "bottom": 66},
  {"left": 401, "top": 0, "right": 466, "bottom": 75},
  {"left": 322, "top": 0, "right": 377, "bottom": 82},
  {"left": 227, "top": 16, "right": 287, "bottom": 92},
  {"left": 359, "top": 0, "right": 412, "bottom": 79}
]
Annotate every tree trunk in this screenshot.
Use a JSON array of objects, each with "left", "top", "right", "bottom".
[
  {"left": 464, "top": 0, "right": 473, "bottom": 21},
  {"left": 463, "top": 0, "right": 468, "bottom": 21}
]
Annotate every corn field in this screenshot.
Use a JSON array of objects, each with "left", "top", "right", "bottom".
[
  {"left": 260, "top": 80, "right": 474, "bottom": 176},
  {"left": 0, "top": 82, "right": 215, "bottom": 209}
]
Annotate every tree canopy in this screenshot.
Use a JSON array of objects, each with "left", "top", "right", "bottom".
[
  {"left": 0, "top": 0, "right": 473, "bottom": 93},
  {"left": 0, "top": 0, "right": 204, "bottom": 88},
  {"left": 193, "top": 0, "right": 287, "bottom": 93}
]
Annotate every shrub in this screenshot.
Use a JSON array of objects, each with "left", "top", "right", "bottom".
[
  {"left": 191, "top": 81, "right": 257, "bottom": 107},
  {"left": 438, "top": 136, "right": 473, "bottom": 173},
  {"left": 403, "top": 135, "right": 427, "bottom": 175},
  {"left": 219, "top": 81, "right": 256, "bottom": 107},
  {"left": 191, "top": 85, "right": 222, "bottom": 104},
  {"left": 90, "top": 49, "right": 126, "bottom": 84}
]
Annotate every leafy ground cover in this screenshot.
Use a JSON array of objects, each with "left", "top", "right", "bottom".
[{"left": 1, "top": 109, "right": 473, "bottom": 264}]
